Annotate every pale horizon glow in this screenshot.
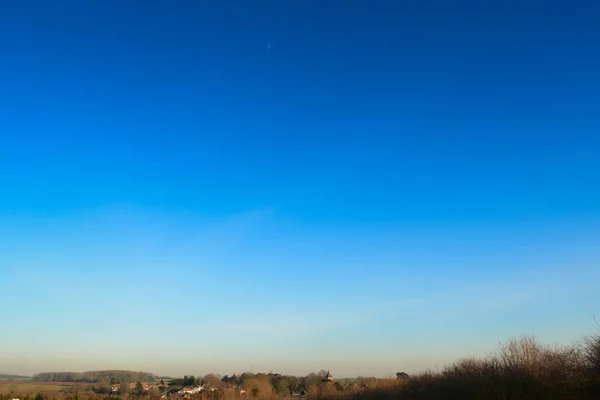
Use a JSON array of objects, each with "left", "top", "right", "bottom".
[{"left": 2, "top": 207, "right": 599, "bottom": 377}]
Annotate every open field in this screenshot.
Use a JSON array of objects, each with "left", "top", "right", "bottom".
[{"left": 0, "top": 382, "right": 72, "bottom": 394}]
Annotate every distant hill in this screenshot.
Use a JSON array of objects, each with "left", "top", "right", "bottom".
[
  {"left": 0, "top": 374, "right": 32, "bottom": 380},
  {"left": 33, "top": 370, "right": 158, "bottom": 383}
]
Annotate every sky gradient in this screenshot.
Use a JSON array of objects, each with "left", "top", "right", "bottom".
[{"left": 1, "top": 0, "right": 600, "bottom": 377}]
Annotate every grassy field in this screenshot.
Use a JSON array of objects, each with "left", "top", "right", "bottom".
[{"left": 0, "top": 382, "right": 72, "bottom": 394}]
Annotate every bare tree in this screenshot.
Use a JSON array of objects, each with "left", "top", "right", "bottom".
[
  {"left": 581, "top": 324, "right": 600, "bottom": 376},
  {"left": 496, "top": 335, "right": 543, "bottom": 376}
]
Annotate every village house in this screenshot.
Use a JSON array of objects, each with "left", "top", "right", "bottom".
[{"left": 177, "top": 385, "right": 204, "bottom": 395}]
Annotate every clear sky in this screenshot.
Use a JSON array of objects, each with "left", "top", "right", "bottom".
[{"left": 1, "top": 0, "right": 599, "bottom": 378}]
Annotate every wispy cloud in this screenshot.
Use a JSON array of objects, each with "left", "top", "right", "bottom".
[{"left": 217, "top": 298, "right": 423, "bottom": 341}]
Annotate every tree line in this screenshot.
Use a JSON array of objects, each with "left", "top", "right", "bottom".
[
  {"left": 161, "top": 370, "right": 376, "bottom": 395},
  {"left": 33, "top": 371, "right": 158, "bottom": 384}
]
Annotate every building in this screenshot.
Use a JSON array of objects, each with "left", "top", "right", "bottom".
[{"left": 177, "top": 386, "right": 204, "bottom": 395}]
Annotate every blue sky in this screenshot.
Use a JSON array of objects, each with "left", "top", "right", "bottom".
[{"left": 1, "top": 0, "right": 599, "bottom": 377}]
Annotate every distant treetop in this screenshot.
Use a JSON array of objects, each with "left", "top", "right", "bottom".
[{"left": 33, "top": 370, "right": 158, "bottom": 383}]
